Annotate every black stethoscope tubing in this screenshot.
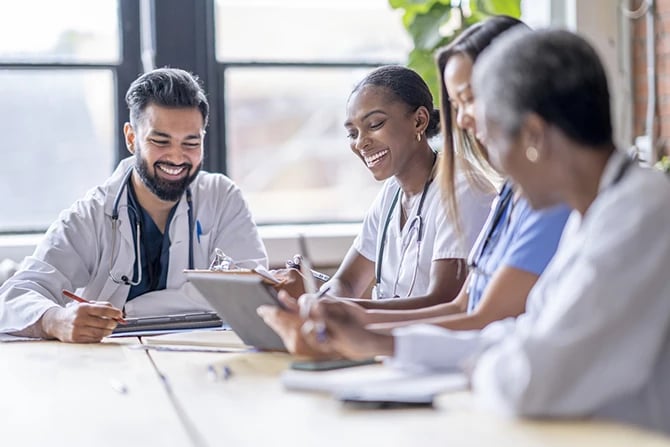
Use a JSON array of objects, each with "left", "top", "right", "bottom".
[
  {"left": 375, "top": 162, "right": 435, "bottom": 291},
  {"left": 109, "top": 167, "right": 194, "bottom": 286}
]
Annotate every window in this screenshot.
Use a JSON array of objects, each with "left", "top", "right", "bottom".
[
  {"left": 0, "top": 1, "right": 120, "bottom": 63},
  {"left": 215, "top": 0, "right": 412, "bottom": 223},
  {"left": 0, "top": 0, "right": 138, "bottom": 233},
  {"left": 0, "top": 69, "right": 115, "bottom": 231},
  {"left": 0, "top": 0, "right": 411, "bottom": 232}
]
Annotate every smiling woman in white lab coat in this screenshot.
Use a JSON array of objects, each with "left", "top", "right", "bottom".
[
  {"left": 299, "top": 30, "right": 670, "bottom": 434},
  {"left": 0, "top": 68, "right": 267, "bottom": 343}
]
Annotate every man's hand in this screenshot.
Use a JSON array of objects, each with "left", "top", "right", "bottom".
[{"left": 40, "top": 303, "right": 123, "bottom": 343}]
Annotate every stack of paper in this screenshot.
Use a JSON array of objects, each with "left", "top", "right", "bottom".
[{"left": 281, "top": 364, "right": 467, "bottom": 404}]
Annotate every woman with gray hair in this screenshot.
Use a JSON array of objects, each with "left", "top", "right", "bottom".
[
  {"left": 298, "top": 29, "right": 670, "bottom": 433},
  {"left": 466, "top": 28, "right": 670, "bottom": 432}
]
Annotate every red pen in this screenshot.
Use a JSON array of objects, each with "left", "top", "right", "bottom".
[{"left": 62, "top": 290, "right": 127, "bottom": 324}]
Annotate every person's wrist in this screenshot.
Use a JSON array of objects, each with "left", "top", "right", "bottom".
[
  {"left": 359, "top": 332, "right": 394, "bottom": 358},
  {"left": 40, "top": 307, "right": 63, "bottom": 340}
]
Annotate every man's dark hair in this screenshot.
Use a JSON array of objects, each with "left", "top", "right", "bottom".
[{"left": 125, "top": 67, "right": 209, "bottom": 128}]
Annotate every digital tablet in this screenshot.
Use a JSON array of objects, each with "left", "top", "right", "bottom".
[{"left": 184, "top": 271, "right": 287, "bottom": 351}]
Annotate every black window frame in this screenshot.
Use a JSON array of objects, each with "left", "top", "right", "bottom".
[
  {"left": 151, "top": 0, "right": 391, "bottom": 182},
  {"left": 0, "top": 0, "right": 399, "bottom": 233}
]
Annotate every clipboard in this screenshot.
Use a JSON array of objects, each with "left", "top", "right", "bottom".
[
  {"left": 184, "top": 265, "right": 285, "bottom": 286},
  {"left": 184, "top": 270, "right": 287, "bottom": 351}
]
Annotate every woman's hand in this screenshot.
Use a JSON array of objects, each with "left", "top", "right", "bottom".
[
  {"left": 300, "top": 299, "right": 394, "bottom": 360},
  {"left": 271, "top": 268, "right": 307, "bottom": 299},
  {"left": 257, "top": 290, "right": 337, "bottom": 359}
]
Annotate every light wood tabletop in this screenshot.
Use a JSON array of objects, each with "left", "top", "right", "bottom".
[
  {"left": 0, "top": 338, "right": 192, "bottom": 446},
  {"left": 147, "top": 348, "right": 670, "bottom": 447},
  {"left": 1, "top": 331, "right": 669, "bottom": 447}
]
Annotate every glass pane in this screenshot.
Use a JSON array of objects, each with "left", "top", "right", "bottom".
[
  {"left": 225, "top": 67, "right": 383, "bottom": 223},
  {"left": 0, "top": 70, "right": 116, "bottom": 232},
  {"left": 216, "top": 0, "right": 411, "bottom": 63},
  {"left": 0, "top": 0, "right": 120, "bottom": 63}
]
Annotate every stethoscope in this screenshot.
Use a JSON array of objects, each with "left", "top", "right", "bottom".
[
  {"left": 466, "top": 153, "right": 635, "bottom": 280},
  {"left": 466, "top": 180, "right": 515, "bottom": 278},
  {"left": 373, "top": 154, "right": 436, "bottom": 299},
  {"left": 108, "top": 167, "right": 194, "bottom": 286}
]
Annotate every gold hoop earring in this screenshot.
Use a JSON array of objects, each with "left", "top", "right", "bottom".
[
  {"left": 416, "top": 132, "right": 422, "bottom": 142},
  {"left": 525, "top": 146, "right": 539, "bottom": 163}
]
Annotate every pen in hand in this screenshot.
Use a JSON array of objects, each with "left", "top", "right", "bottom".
[
  {"left": 297, "top": 235, "right": 330, "bottom": 343},
  {"left": 62, "top": 290, "right": 127, "bottom": 324},
  {"left": 299, "top": 286, "right": 331, "bottom": 344},
  {"left": 313, "top": 287, "right": 331, "bottom": 343}
]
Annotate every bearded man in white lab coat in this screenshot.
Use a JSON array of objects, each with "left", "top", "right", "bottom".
[{"left": 0, "top": 67, "right": 267, "bottom": 342}]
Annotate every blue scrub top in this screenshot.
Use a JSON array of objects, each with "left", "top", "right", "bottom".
[
  {"left": 126, "top": 181, "right": 178, "bottom": 301},
  {"left": 466, "top": 182, "right": 571, "bottom": 313}
]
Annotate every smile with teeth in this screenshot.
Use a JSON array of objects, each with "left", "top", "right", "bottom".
[
  {"left": 157, "top": 164, "right": 187, "bottom": 176},
  {"left": 364, "top": 149, "right": 389, "bottom": 168}
]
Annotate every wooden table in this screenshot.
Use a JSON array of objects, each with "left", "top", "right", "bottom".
[{"left": 1, "top": 332, "right": 669, "bottom": 447}]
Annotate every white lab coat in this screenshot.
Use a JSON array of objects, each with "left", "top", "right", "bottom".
[
  {"left": 0, "top": 157, "right": 268, "bottom": 331},
  {"left": 391, "top": 151, "right": 670, "bottom": 434}
]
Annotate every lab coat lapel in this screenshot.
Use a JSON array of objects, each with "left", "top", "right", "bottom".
[
  {"left": 166, "top": 194, "right": 190, "bottom": 288},
  {"left": 99, "top": 188, "right": 135, "bottom": 306}
]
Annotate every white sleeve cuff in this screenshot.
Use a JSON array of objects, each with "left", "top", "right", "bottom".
[{"left": 387, "top": 324, "right": 483, "bottom": 373}]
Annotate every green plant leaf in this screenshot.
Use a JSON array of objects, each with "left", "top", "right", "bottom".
[
  {"left": 407, "top": 48, "right": 442, "bottom": 103},
  {"left": 390, "top": 0, "right": 431, "bottom": 8},
  {"left": 397, "top": 0, "right": 445, "bottom": 27},
  {"left": 390, "top": 0, "right": 521, "bottom": 98},
  {"left": 472, "top": 0, "right": 521, "bottom": 18},
  {"left": 408, "top": 3, "right": 454, "bottom": 50}
]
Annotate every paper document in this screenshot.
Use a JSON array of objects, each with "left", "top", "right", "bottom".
[
  {"left": 335, "top": 372, "right": 467, "bottom": 403},
  {"left": 142, "top": 328, "right": 249, "bottom": 349},
  {"left": 281, "top": 364, "right": 467, "bottom": 401},
  {"left": 128, "top": 344, "right": 252, "bottom": 354},
  {"left": 281, "top": 364, "right": 408, "bottom": 393}
]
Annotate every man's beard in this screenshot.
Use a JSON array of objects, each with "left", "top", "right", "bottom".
[{"left": 135, "top": 151, "right": 201, "bottom": 202}]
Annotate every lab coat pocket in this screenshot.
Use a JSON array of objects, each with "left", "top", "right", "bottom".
[{"left": 194, "top": 232, "right": 213, "bottom": 269}]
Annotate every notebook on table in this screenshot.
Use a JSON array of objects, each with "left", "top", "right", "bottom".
[{"left": 109, "top": 311, "right": 225, "bottom": 337}]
